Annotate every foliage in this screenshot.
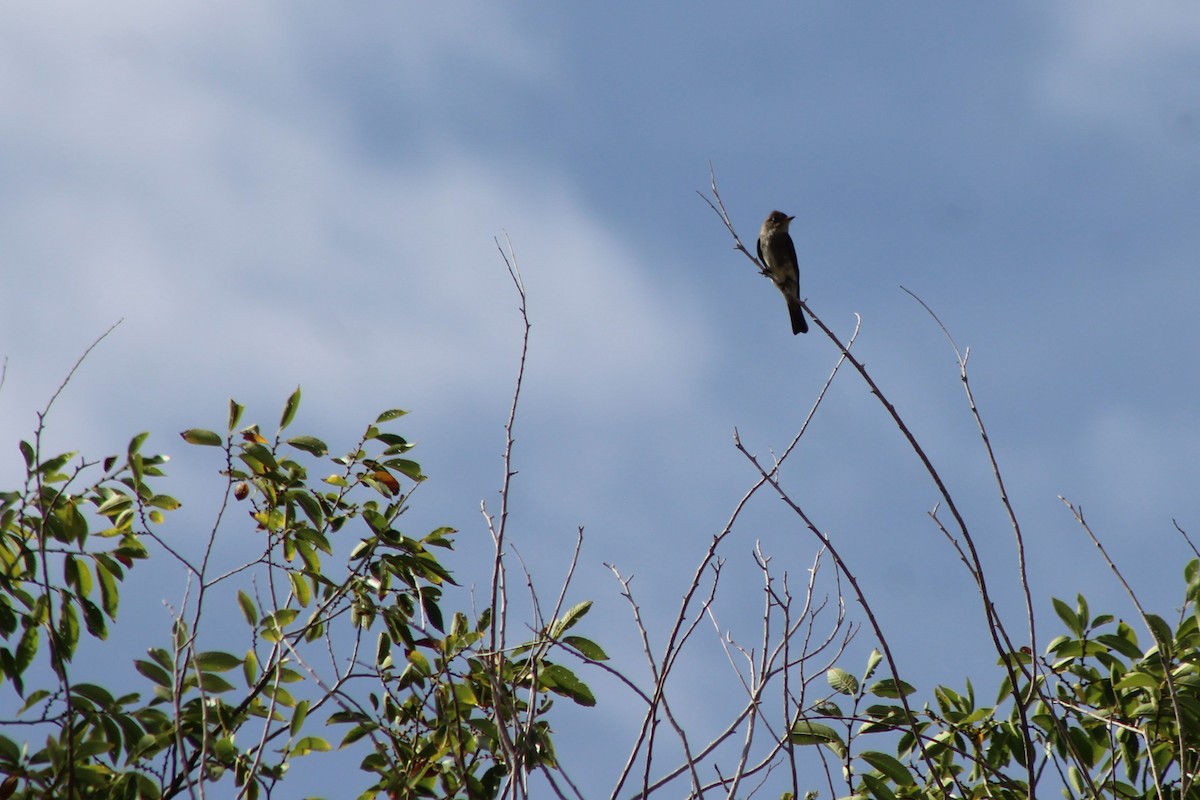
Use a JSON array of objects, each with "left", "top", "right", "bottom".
[
  {"left": 3, "top": 372, "right": 1195, "bottom": 799},
  {"left": 790, "top": 573, "right": 1200, "bottom": 800},
  {"left": 0, "top": 389, "right": 600, "bottom": 799}
]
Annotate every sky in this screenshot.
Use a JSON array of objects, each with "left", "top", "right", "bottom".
[{"left": 1, "top": 2, "right": 1199, "bottom": 797}]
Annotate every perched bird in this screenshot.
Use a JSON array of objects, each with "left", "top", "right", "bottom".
[{"left": 757, "top": 210, "right": 808, "bottom": 335}]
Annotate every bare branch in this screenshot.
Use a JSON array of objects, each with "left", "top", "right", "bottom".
[
  {"left": 901, "top": 285, "right": 1038, "bottom": 665},
  {"left": 39, "top": 319, "right": 124, "bottom": 421},
  {"left": 489, "top": 231, "right": 530, "bottom": 660},
  {"left": 697, "top": 162, "right": 768, "bottom": 277}
]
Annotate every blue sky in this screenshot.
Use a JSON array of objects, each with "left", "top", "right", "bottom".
[{"left": 2, "top": 2, "right": 1199, "bottom": 796}]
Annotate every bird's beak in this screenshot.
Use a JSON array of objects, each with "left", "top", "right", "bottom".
[{"left": 786, "top": 215, "right": 795, "bottom": 222}]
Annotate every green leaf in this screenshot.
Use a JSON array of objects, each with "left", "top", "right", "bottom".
[
  {"left": 127, "top": 432, "right": 150, "bottom": 456},
  {"left": 277, "top": 665, "right": 305, "bottom": 683},
  {"left": 788, "top": 720, "right": 846, "bottom": 757},
  {"left": 95, "top": 558, "right": 121, "bottom": 618},
  {"left": 266, "top": 609, "right": 299, "bottom": 629},
  {"left": 243, "top": 649, "right": 259, "bottom": 688},
  {"left": 195, "top": 651, "right": 242, "bottom": 672},
  {"left": 286, "top": 436, "right": 328, "bottom": 457},
  {"left": 293, "top": 492, "right": 324, "bottom": 526},
  {"left": 540, "top": 663, "right": 596, "bottom": 706},
  {"left": 859, "top": 703, "right": 912, "bottom": 733},
  {"left": 237, "top": 591, "right": 258, "bottom": 626},
  {"left": 173, "top": 619, "right": 189, "bottom": 651},
  {"left": 196, "top": 672, "right": 235, "bottom": 692},
  {"left": 54, "top": 502, "right": 88, "bottom": 545},
  {"left": 338, "top": 724, "right": 378, "bottom": 749},
  {"left": 280, "top": 387, "right": 302, "bottom": 430},
  {"left": 17, "top": 689, "right": 50, "bottom": 715},
  {"left": 148, "top": 646, "right": 174, "bottom": 671},
  {"left": 1096, "top": 632, "right": 1143, "bottom": 661},
  {"left": 1114, "top": 672, "right": 1158, "bottom": 691},
  {"left": 15, "top": 627, "right": 39, "bottom": 673},
  {"left": 76, "top": 739, "right": 116, "bottom": 759},
  {"left": 135, "top": 659, "right": 173, "bottom": 688},
  {"left": 827, "top": 667, "right": 859, "bottom": 696},
  {"left": 80, "top": 598, "right": 106, "bottom": 638},
  {"left": 563, "top": 635, "right": 608, "bottom": 661},
  {"left": 375, "top": 409, "right": 408, "bottom": 423},
  {"left": 387, "top": 458, "right": 425, "bottom": 481},
  {"left": 860, "top": 751, "right": 915, "bottom": 785},
  {"left": 180, "top": 429, "right": 223, "bottom": 447},
  {"left": 375, "top": 632, "right": 393, "bottom": 669},
  {"left": 813, "top": 700, "right": 843, "bottom": 717},
  {"left": 377, "top": 435, "right": 414, "bottom": 454},
  {"left": 228, "top": 399, "right": 245, "bottom": 432},
  {"left": 294, "top": 537, "right": 323, "bottom": 571},
  {"left": 147, "top": 494, "right": 181, "bottom": 511},
  {"left": 290, "top": 700, "right": 309, "bottom": 737},
  {"left": 241, "top": 443, "right": 278, "bottom": 474},
  {"left": 71, "top": 683, "right": 115, "bottom": 706},
  {"left": 868, "top": 678, "right": 917, "bottom": 699},
  {"left": 289, "top": 571, "right": 312, "bottom": 607},
  {"left": 1145, "top": 614, "right": 1173, "bottom": 653},
  {"left": 58, "top": 603, "right": 80, "bottom": 659},
  {"left": 861, "top": 773, "right": 898, "bottom": 800},
  {"left": 37, "top": 452, "right": 74, "bottom": 478},
  {"left": 290, "top": 736, "right": 331, "bottom": 756},
  {"left": 404, "top": 649, "right": 431, "bottom": 676},
  {"left": 253, "top": 508, "right": 285, "bottom": 532},
  {"left": 128, "top": 452, "right": 144, "bottom": 488},
  {"left": 1075, "top": 593, "right": 1090, "bottom": 628},
  {"left": 65, "top": 555, "right": 92, "bottom": 596},
  {"left": 1053, "top": 597, "right": 1083, "bottom": 637},
  {"left": 420, "top": 589, "right": 443, "bottom": 631},
  {"left": 863, "top": 648, "right": 883, "bottom": 682},
  {"left": 19, "top": 440, "right": 35, "bottom": 470},
  {"left": 268, "top": 684, "right": 296, "bottom": 707},
  {"left": 549, "top": 601, "right": 592, "bottom": 638}
]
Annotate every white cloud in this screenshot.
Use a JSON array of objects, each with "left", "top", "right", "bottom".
[{"left": 0, "top": 2, "right": 707, "bottom": 473}]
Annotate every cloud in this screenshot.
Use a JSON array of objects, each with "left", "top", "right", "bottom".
[
  {"left": 0, "top": 2, "right": 708, "bottom": 485},
  {"left": 1036, "top": 5, "right": 1200, "bottom": 140}
]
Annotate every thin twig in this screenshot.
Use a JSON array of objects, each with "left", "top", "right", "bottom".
[
  {"left": 697, "top": 163, "right": 767, "bottom": 277},
  {"left": 733, "top": 435, "right": 966, "bottom": 799},
  {"left": 1173, "top": 519, "right": 1199, "bottom": 562},
  {"left": 486, "top": 232, "right": 533, "bottom": 792},
  {"left": 901, "top": 285, "right": 1038, "bottom": 666},
  {"left": 40, "top": 320, "right": 124, "bottom": 420},
  {"left": 1060, "top": 497, "right": 1187, "bottom": 799},
  {"left": 489, "top": 232, "right": 529, "bottom": 658}
]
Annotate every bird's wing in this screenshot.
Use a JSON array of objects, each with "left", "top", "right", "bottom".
[
  {"left": 756, "top": 237, "right": 765, "bottom": 266},
  {"left": 784, "top": 236, "right": 799, "bottom": 279}
]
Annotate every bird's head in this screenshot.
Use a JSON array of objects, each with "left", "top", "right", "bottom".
[{"left": 765, "top": 210, "right": 794, "bottom": 231}]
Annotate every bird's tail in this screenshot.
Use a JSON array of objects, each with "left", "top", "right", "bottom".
[{"left": 788, "top": 299, "right": 808, "bottom": 335}]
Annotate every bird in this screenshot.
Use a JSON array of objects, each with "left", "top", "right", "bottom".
[{"left": 757, "top": 210, "right": 808, "bottom": 335}]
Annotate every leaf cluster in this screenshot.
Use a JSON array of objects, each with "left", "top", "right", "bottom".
[
  {"left": 0, "top": 390, "right": 600, "bottom": 799},
  {"left": 791, "top": 570, "right": 1200, "bottom": 800}
]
